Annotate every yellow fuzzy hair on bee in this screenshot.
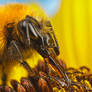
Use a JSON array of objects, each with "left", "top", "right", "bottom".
[{"left": 0, "top": 3, "right": 48, "bottom": 86}]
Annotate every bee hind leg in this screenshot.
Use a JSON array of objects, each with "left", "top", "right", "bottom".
[{"left": 10, "top": 40, "right": 36, "bottom": 77}]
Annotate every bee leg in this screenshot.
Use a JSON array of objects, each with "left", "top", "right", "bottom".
[
  {"left": 44, "top": 60, "right": 50, "bottom": 75},
  {"left": 10, "top": 40, "right": 35, "bottom": 77},
  {"left": 1, "top": 62, "right": 7, "bottom": 86},
  {"left": 48, "top": 56, "right": 72, "bottom": 87},
  {"left": 2, "top": 72, "right": 7, "bottom": 86},
  {"left": 52, "top": 32, "right": 60, "bottom": 56},
  {"left": 38, "top": 48, "right": 72, "bottom": 86}
]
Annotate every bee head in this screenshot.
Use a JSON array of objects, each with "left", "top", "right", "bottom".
[{"left": 17, "top": 15, "right": 59, "bottom": 57}]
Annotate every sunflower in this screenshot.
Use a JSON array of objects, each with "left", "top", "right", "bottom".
[
  {"left": 52, "top": 0, "right": 92, "bottom": 69},
  {"left": 1, "top": 0, "right": 92, "bottom": 92}
]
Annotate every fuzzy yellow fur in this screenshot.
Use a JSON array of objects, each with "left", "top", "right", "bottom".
[{"left": 0, "top": 3, "right": 47, "bottom": 86}]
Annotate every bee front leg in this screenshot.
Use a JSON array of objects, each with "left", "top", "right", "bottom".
[{"left": 10, "top": 40, "right": 35, "bottom": 77}]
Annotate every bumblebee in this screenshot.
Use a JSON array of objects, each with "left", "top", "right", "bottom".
[{"left": 0, "top": 3, "right": 70, "bottom": 87}]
